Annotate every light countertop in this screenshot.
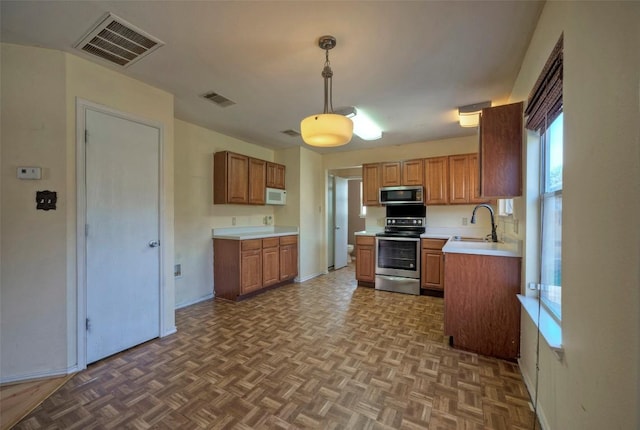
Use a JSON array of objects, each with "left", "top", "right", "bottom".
[{"left": 212, "top": 226, "right": 299, "bottom": 240}]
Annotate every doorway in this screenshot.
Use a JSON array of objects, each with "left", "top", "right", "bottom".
[{"left": 77, "top": 100, "right": 164, "bottom": 366}]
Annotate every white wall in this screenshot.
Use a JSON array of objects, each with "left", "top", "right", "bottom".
[
  {"left": 1, "top": 44, "right": 176, "bottom": 381},
  {"left": 511, "top": 3, "right": 640, "bottom": 429},
  {"left": 173, "top": 119, "right": 277, "bottom": 307}
]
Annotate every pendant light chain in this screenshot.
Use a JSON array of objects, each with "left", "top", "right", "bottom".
[{"left": 322, "top": 47, "right": 334, "bottom": 114}]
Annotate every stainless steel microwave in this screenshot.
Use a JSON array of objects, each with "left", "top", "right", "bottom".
[{"left": 379, "top": 186, "right": 424, "bottom": 205}]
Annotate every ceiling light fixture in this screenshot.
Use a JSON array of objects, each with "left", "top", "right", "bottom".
[
  {"left": 458, "top": 101, "right": 492, "bottom": 128},
  {"left": 300, "top": 35, "right": 353, "bottom": 147},
  {"left": 337, "top": 107, "right": 383, "bottom": 141}
]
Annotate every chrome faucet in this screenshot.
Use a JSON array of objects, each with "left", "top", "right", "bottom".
[{"left": 471, "top": 204, "right": 498, "bottom": 242}]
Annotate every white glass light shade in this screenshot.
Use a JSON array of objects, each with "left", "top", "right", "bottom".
[
  {"left": 459, "top": 111, "right": 480, "bottom": 128},
  {"left": 300, "top": 113, "right": 353, "bottom": 147}
]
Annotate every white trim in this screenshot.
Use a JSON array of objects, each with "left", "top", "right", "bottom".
[
  {"left": 75, "top": 98, "right": 166, "bottom": 370},
  {"left": 175, "top": 293, "right": 214, "bottom": 310},
  {"left": 517, "top": 358, "right": 551, "bottom": 430},
  {"left": 297, "top": 272, "right": 324, "bottom": 282},
  {"left": 517, "top": 294, "right": 564, "bottom": 359},
  {"left": 0, "top": 365, "right": 79, "bottom": 385}
]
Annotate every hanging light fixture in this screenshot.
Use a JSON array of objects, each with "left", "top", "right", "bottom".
[
  {"left": 300, "top": 35, "right": 353, "bottom": 147},
  {"left": 458, "top": 101, "right": 492, "bottom": 128}
]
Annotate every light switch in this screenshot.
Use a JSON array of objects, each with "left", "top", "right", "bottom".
[{"left": 17, "top": 167, "right": 41, "bottom": 180}]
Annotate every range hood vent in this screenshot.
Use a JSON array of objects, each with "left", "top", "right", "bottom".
[
  {"left": 201, "top": 91, "right": 236, "bottom": 108},
  {"left": 74, "top": 13, "right": 164, "bottom": 67}
]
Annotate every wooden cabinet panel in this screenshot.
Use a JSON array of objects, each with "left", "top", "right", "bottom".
[
  {"left": 214, "top": 151, "right": 249, "bottom": 204},
  {"left": 421, "top": 239, "right": 446, "bottom": 290},
  {"left": 362, "top": 163, "right": 381, "bottom": 206},
  {"left": 424, "top": 156, "right": 449, "bottom": 205},
  {"left": 248, "top": 158, "right": 266, "bottom": 205},
  {"left": 262, "top": 243, "right": 280, "bottom": 287},
  {"left": 266, "top": 162, "right": 286, "bottom": 189},
  {"left": 444, "top": 253, "right": 521, "bottom": 360},
  {"left": 240, "top": 249, "right": 262, "bottom": 294},
  {"left": 448, "top": 155, "right": 470, "bottom": 204},
  {"left": 381, "top": 162, "right": 401, "bottom": 186},
  {"left": 468, "top": 153, "right": 489, "bottom": 204},
  {"left": 279, "top": 235, "right": 298, "bottom": 281},
  {"left": 355, "top": 235, "right": 376, "bottom": 283},
  {"left": 480, "top": 102, "right": 523, "bottom": 198},
  {"left": 402, "top": 159, "right": 424, "bottom": 186}
]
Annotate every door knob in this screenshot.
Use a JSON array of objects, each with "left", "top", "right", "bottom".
[{"left": 148, "top": 240, "right": 160, "bottom": 248}]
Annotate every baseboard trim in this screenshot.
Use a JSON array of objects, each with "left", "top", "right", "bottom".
[
  {"left": 0, "top": 365, "right": 76, "bottom": 386},
  {"left": 518, "top": 358, "right": 551, "bottom": 430},
  {"left": 297, "top": 272, "right": 323, "bottom": 282},
  {"left": 175, "top": 293, "right": 214, "bottom": 310}
]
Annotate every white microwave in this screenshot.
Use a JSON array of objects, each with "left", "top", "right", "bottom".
[{"left": 265, "top": 187, "right": 286, "bottom": 205}]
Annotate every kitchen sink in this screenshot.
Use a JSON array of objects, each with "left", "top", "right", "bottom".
[{"left": 451, "top": 236, "right": 489, "bottom": 242}]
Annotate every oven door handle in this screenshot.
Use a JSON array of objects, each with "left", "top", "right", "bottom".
[{"left": 376, "top": 236, "right": 420, "bottom": 242}]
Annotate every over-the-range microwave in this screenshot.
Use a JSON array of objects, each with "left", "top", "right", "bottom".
[
  {"left": 379, "top": 186, "right": 423, "bottom": 205},
  {"left": 265, "top": 187, "right": 286, "bottom": 205}
]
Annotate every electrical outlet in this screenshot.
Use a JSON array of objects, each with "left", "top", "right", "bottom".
[
  {"left": 174, "top": 264, "right": 182, "bottom": 278},
  {"left": 462, "top": 217, "right": 468, "bottom": 226},
  {"left": 513, "top": 219, "right": 519, "bottom": 234},
  {"left": 17, "top": 166, "right": 41, "bottom": 180},
  {"left": 232, "top": 217, "right": 236, "bottom": 226}
]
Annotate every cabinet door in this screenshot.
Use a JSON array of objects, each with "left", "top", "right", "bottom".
[
  {"left": 448, "top": 154, "right": 470, "bottom": 204},
  {"left": 279, "top": 235, "right": 298, "bottom": 281},
  {"left": 262, "top": 243, "right": 280, "bottom": 287},
  {"left": 240, "top": 249, "right": 262, "bottom": 294},
  {"left": 381, "top": 162, "right": 401, "bottom": 186},
  {"left": 468, "top": 153, "right": 489, "bottom": 204},
  {"left": 248, "top": 158, "right": 266, "bottom": 205},
  {"left": 424, "top": 156, "right": 448, "bottom": 205},
  {"left": 421, "top": 250, "right": 444, "bottom": 290},
  {"left": 480, "top": 102, "right": 523, "bottom": 197},
  {"left": 402, "top": 159, "right": 424, "bottom": 186},
  {"left": 266, "top": 162, "right": 286, "bottom": 189},
  {"left": 362, "top": 163, "right": 381, "bottom": 206},
  {"left": 356, "top": 245, "right": 375, "bottom": 282},
  {"left": 213, "top": 151, "right": 249, "bottom": 204}
]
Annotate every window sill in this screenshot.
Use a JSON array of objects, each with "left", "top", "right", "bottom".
[{"left": 517, "top": 294, "right": 564, "bottom": 360}]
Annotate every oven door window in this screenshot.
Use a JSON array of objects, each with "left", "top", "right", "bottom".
[{"left": 377, "top": 239, "right": 418, "bottom": 270}]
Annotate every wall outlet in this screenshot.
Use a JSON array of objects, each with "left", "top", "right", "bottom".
[
  {"left": 462, "top": 217, "right": 468, "bottom": 226},
  {"left": 174, "top": 264, "right": 182, "bottom": 278},
  {"left": 232, "top": 216, "right": 236, "bottom": 226},
  {"left": 513, "top": 218, "right": 519, "bottom": 234},
  {"left": 17, "top": 166, "right": 41, "bottom": 180}
]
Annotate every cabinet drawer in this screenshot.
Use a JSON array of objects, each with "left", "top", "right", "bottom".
[
  {"left": 279, "top": 235, "right": 298, "bottom": 246},
  {"left": 422, "top": 239, "right": 447, "bottom": 250},
  {"left": 356, "top": 235, "right": 375, "bottom": 246},
  {"left": 241, "top": 239, "right": 262, "bottom": 251},
  {"left": 262, "top": 237, "right": 279, "bottom": 248}
]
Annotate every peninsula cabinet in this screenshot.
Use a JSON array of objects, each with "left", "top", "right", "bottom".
[
  {"left": 214, "top": 151, "right": 249, "bottom": 204},
  {"left": 480, "top": 101, "right": 524, "bottom": 198},
  {"left": 362, "top": 163, "right": 381, "bottom": 206},
  {"left": 444, "top": 253, "right": 521, "bottom": 360},
  {"left": 355, "top": 235, "right": 376, "bottom": 285},
  {"left": 213, "top": 235, "right": 298, "bottom": 301},
  {"left": 424, "top": 156, "right": 449, "bottom": 205},
  {"left": 421, "top": 239, "right": 446, "bottom": 291},
  {"left": 266, "top": 162, "right": 286, "bottom": 189}
]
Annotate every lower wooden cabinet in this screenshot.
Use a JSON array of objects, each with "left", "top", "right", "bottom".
[
  {"left": 444, "top": 253, "right": 521, "bottom": 360},
  {"left": 214, "top": 235, "right": 298, "bottom": 300},
  {"left": 421, "top": 239, "right": 446, "bottom": 291},
  {"left": 355, "top": 235, "right": 376, "bottom": 284}
]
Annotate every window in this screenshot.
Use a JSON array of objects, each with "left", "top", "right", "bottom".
[{"left": 540, "top": 113, "right": 563, "bottom": 318}]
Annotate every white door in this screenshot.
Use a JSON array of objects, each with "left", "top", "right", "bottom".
[
  {"left": 85, "top": 109, "right": 161, "bottom": 364},
  {"left": 334, "top": 177, "right": 348, "bottom": 270}
]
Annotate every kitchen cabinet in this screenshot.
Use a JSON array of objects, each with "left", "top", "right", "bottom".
[
  {"left": 266, "top": 162, "right": 286, "bottom": 189},
  {"left": 381, "top": 160, "right": 424, "bottom": 187},
  {"left": 279, "top": 235, "right": 298, "bottom": 281},
  {"left": 444, "top": 253, "right": 521, "bottom": 360},
  {"left": 248, "top": 158, "right": 266, "bottom": 205},
  {"left": 355, "top": 235, "right": 376, "bottom": 284},
  {"left": 480, "top": 102, "right": 523, "bottom": 198},
  {"left": 448, "top": 153, "right": 490, "bottom": 205},
  {"left": 424, "top": 156, "right": 449, "bottom": 205},
  {"left": 214, "top": 151, "right": 249, "bottom": 204},
  {"left": 213, "top": 234, "right": 298, "bottom": 300},
  {"left": 421, "top": 239, "right": 446, "bottom": 291},
  {"left": 362, "top": 163, "right": 381, "bottom": 206}
]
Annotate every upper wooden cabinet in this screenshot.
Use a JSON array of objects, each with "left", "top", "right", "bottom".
[
  {"left": 424, "top": 156, "right": 449, "bottom": 205},
  {"left": 468, "top": 153, "right": 488, "bottom": 204},
  {"left": 480, "top": 102, "right": 523, "bottom": 197},
  {"left": 248, "top": 158, "right": 266, "bottom": 205},
  {"left": 266, "top": 162, "right": 286, "bottom": 189},
  {"left": 448, "top": 153, "right": 490, "bottom": 205},
  {"left": 214, "top": 151, "right": 249, "bottom": 204},
  {"left": 381, "top": 160, "right": 424, "bottom": 187},
  {"left": 362, "top": 163, "right": 381, "bottom": 206}
]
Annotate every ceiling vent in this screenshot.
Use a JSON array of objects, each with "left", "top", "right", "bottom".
[
  {"left": 281, "top": 129, "right": 301, "bottom": 137},
  {"left": 74, "top": 13, "right": 164, "bottom": 67},
  {"left": 201, "top": 92, "right": 236, "bottom": 108}
]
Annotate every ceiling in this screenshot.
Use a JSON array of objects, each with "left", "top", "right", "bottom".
[{"left": 0, "top": 1, "right": 544, "bottom": 153}]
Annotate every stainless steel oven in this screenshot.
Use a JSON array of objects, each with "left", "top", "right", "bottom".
[{"left": 375, "top": 214, "right": 424, "bottom": 295}]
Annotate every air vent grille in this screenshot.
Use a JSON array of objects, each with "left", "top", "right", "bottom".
[
  {"left": 75, "top": 13, "right": 164, "bottom": 67},
  {"left": 281, "top": 129, "right": 301, "bottom": 137},
  {"left": 202, "top": 92, "right": 236, "bottom": 108}
]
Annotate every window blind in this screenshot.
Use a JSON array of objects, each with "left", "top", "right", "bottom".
[{"left": 525, "top": 34, "right": 563, "bottom": 132}]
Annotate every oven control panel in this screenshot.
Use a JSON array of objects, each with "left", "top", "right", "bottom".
[{"left": 385, "top": 217, "right": 424, "bottom": 227}]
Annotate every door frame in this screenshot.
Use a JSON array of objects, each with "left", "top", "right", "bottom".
[{"left": 75, "top": 98, "right": 166, "bottom": 369}]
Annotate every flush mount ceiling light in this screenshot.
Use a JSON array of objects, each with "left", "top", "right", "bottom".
[
  {"left": 458, "top": 101, "right": 492, "bottom": 128},
  {"left": 300, "top": 35, "right": 353, "bottom": 147},
  {"left": 337, "top": 107, "right": 383, "bottom": 141}
]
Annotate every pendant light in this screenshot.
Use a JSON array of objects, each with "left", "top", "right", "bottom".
[{"left": 300, "top": 35, "right": 353, "bottom": 147}]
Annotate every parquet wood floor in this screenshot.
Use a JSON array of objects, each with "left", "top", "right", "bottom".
[{"left": 13, "top": 265, "right": 539, "bottom": 429}]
